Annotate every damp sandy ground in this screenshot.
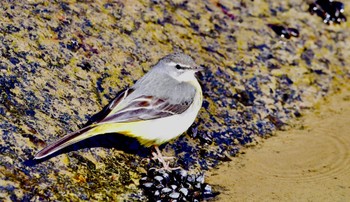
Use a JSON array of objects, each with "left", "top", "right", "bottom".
[{"left": 207, "top": 88, "right": 350, "bottom": 202}]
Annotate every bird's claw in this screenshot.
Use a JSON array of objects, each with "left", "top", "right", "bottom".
[{"left": 151, "top": 146, "right": 180, "bottom": 170}]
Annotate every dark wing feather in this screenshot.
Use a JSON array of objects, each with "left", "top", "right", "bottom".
[
  {"left": 84, "top": 88, "right": 133, "bottom": 126},
  {"left": 98, "top": 95, "right": 193, "bottom": 124}
]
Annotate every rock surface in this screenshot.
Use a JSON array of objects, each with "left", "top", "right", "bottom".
[{"left": 0, "top": 0, "right": 349, "bottom": 200}]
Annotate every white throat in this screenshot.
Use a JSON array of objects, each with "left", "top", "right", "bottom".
[{"left": 174, "top": 71, "right": 196, "bottom": 82}]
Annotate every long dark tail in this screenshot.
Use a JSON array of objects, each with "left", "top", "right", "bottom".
[{"left": 34, "top": 125, "right": 94, "bottom": 160}]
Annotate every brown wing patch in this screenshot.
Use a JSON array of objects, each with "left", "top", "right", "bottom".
[
  {"left": 137, "top": 101, "right": 150, "bottom": 107},
  {"left": 154, "top": 98, "right": 165, "bottom": 105}
]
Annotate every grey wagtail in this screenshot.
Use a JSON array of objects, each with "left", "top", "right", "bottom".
[{"left": 34, "top": 53, "right": 203, "bottom": 169}]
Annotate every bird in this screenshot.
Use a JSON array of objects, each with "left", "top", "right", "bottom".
[{"left": 34, "top": 53, "right": 203, "bottom": 169}]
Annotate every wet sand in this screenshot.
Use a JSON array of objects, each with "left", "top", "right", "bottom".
[{"left": 208, "top": 88, "right": 350, "bottom": 201}]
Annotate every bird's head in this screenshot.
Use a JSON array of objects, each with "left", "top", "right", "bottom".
[{"left": 155, "top": 53, "right": 203, "bottom": 82}]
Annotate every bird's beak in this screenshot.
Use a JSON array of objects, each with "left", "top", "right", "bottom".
[{"left": 195, "top": 65, "right": 205, "bottom": 72}]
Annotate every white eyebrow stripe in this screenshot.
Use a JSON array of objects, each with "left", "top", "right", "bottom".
[
  {"left": 169, "top": 62, "right": 190, "bottom": 67},
  {"left": 169, "top": 62, "right": 192, "bottom": 69},
  {"left": 179, "top": 64, "right": 191, "bottom": 68}
]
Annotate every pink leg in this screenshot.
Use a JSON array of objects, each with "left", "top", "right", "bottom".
[{"left": 151, "top": 145, "right": 180, "bottom": 170}]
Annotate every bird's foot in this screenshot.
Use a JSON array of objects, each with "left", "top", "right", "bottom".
[
  {"left": 152, "top": 166, "right": 182, "bottom": 171},
  {"left": 151, "top": 152, "right": 175, "bottom": 161},
  {"left": 151, "top": 146, "right": 180, "bottom": 171}
]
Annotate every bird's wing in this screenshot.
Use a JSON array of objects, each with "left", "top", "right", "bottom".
[
  {"left": 97, "top": 94, "right": 194, "bottom": 124},
  {"left": 84, "top": 88, "right": 134, "bottom": 125}
]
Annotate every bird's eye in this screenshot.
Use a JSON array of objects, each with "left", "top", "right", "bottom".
[{"left": 175, "top": 64, "right": 182, "bottom": 69}]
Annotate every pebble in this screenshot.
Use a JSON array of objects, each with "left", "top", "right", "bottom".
[
  {"left": 267, "top": 24, "right": 299, "bottom": 39},
  {"left": 179, "top": 187, "right": 188, "bottom": 196},
  {"left": 140, "top": 169, "right": 219, "bottom": 201},
  {"left": 169, "top": 192, "right": 180, "bottom": 199},
  {"left": 309, "top": 0, "right": 346, "bottom": 24}
]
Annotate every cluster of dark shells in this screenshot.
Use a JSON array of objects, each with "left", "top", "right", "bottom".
[
  {"left": 140, "top": 168, "right": 219, "bottom": 201},
  {"left": 267, "top": 24, "right": 299, "bottom": 39},
  {"left": 309, "top": 0, "right": 346, "bottom": 24}
]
